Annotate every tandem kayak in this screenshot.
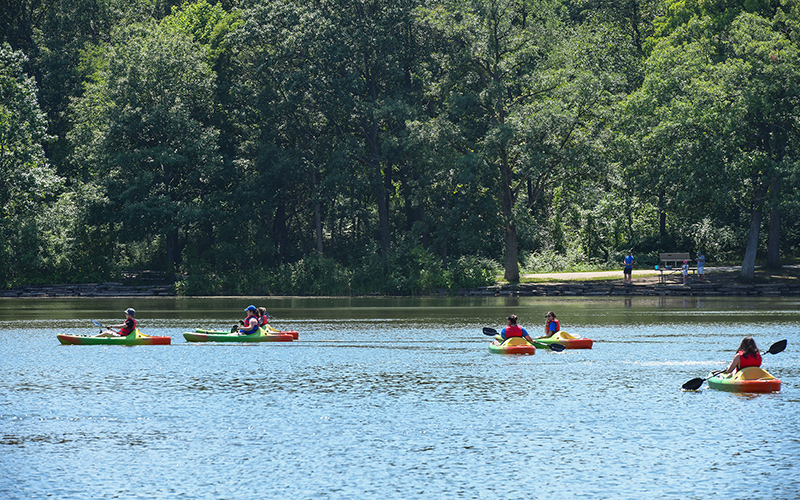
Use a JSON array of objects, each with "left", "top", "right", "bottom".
[
  {"left": 535, "top": 331, "right": 593, "bottom": 349},
  {"left": 57, "top": 329, "right": 171, "bottom": 346},
  {"left": 192, "top": 325, "right": 298, "bottom": 340},
  {"left": 488, "top": 337, "right": 536, "bottom": 355},
  {"left": 707, "top": 367, "right": 781, "bottom": 393},
  {"left": 183, "top": 327, "right": 294, "bottom": 343}
]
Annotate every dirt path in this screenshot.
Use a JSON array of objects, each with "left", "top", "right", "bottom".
[{"left": 519, "top": 266, "right": 740, "bottom": 282}]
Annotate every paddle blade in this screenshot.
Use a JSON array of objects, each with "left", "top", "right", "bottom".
[
  {"left": 548, "top": 343, "right": 567, "bottom": 352},
  {"left": 91, "top": 319, "right": 103, "bottom": 328},
  {"left": 682, "top": 378, "right": 705, "bottom": 391},
  {"left": 767, "top": 339, "right": 787, "bottom": 355},
  {"left": 482, "top": 327, "right": 499, "bottom": 336}
]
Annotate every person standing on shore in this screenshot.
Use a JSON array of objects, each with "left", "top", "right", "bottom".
[
  {"left": 682, "top": 260, "right": 689, "bottom": 284},
  {"left": 623, "top": 250, "right": 635, "bottom": 284},
  {"left": 696, "top": 251, "right": 705, "bottom": 282}
]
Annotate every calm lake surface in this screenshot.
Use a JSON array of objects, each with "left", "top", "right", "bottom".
[{"left": 1, "top": 296, "right": 799, "bottom": 499}]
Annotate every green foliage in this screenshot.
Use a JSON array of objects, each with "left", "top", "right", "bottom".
[
  {"left": 448, "top": 255, "right": 500, "bottom": 289},
  {"left": 269, "top": 255, "right": 354, "bottom": 296},
  {"left": 3, "top": 0, "right": 800, "bottom": 292}
]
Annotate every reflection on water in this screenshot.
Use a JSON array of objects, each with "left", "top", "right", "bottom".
[{"left": 1, "top": 296, "right": 799, "bottom": 499}]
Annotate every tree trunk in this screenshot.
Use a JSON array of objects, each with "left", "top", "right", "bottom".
[
  {"left": 504, "top": 222, "right": 520, "bottom": 282},
  {"left": 500, "top": 161, "right": 519, "bottom": 282},
  {"left": 310, "top": 171, "right": 323, "bottom": 255},
  {"left": 766, "top": 178, "right": 781, "bottom": 269},
  {"left": 275, "top": 204, "right": 287, "bottom": 265},
  {"left": 166, "top": 228, "right": 178, "bottom": 281},
  {"left": 740, "top": 208, "right": 762, "bottom": 281},
  {"left": 375, "top": 164, "right": 390, "bottom": 255}
]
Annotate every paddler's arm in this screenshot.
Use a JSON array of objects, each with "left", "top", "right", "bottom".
[{"left": 722, "top": 353, "right": 741, "bottom": 374}]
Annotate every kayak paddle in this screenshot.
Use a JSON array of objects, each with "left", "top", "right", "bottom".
[
  {"left": 90, "top": 319, "right": 109, "bottom": 333},
  {"left": 681, "top": 339, "right": 788, "bottom": 391},
  {"left": 482, "top": 327, "right": 566, "bottom": 352}
]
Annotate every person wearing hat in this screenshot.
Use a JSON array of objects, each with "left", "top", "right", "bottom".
[
  {"left": 696, "top": 251, "right": 705, "bottom": 282},
  {"left": 237, "top": 305, "right": 260, "bottom": 335},
  {"left": 682, "top": 260, "right": 689, "bottom": 284},
  {"left": 96, "top": 308, "right": 137, "bottom": 337}
]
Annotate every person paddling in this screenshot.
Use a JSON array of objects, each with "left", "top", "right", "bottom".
[
  {"left": 722, "top": 337, "right": 762, "bottom": 373},
  {"left": 96, "top": 308, "right": 137, "bottom": 337},
  {"left": 238, "top": 305, "right": 260, "bottom": 335},
  {"left": 491, "top": 315, "right": 535, "bottom": 345},
  {"left": 538, "top": 311, "right": 560, "bottom": 339}
]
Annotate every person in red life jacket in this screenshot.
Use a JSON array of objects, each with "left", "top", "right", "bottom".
[
  {"left": 491, "top": 314, "right": 534, "bottom": 345},
  {"left": 722, "top": 336, "right": 762, "bottom": 373},
  {"left": 238, "top": 305, "right": 260, "bottom": 335},
  {"left": 257, "top": 307, "right": 270, "bottom": 329},
  {"left": 96, "top": 308, "right": 137, "bottom": 337},
  {"left": 538, "top": 311, "right": 560, "bottom": 339}
]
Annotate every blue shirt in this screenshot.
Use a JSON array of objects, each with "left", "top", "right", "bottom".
[{"left": 624, "top": 255, "right": 634, "bottom": 268}]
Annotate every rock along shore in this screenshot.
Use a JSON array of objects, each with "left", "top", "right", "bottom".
[
  {"left": 0, "top": 282, "right": 176, "bottom": 298},
  {"left": 2, "top": 269, "right": 798, "bottom": 298}
]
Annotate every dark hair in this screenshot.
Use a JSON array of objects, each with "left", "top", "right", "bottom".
[
  {"left": 737, "top": 337, "right": 759, "bottom": 358},
  {"left": 506, "top": 314, "right": 518, "bottom": 325},
  {"left": 545, "top": 311, "right": 556, "bottom": 319}
]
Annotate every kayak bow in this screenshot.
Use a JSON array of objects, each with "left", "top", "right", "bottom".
[
  {"left": 535, "top": 330, "right": 593, "bottom": 349},
  {"left": 707, "top": 367, "right": 781, "bottom": 393},
  {"left": 488, "top": 337, "right": 536, "bottom": 355}
]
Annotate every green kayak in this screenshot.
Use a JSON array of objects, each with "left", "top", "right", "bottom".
[{"left": 183, "top": 327, "right": 294, "bottom": 343}]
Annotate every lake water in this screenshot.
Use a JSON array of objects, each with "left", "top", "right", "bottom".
[{"left": 1, "top": 296, "right": 799, "bottom": 499}]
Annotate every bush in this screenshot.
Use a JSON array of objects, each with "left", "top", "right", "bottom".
[
  {"left": 448, "top": 255, "right": 499, "bottom": 289},
  {"left": 268, "top": 255, "right": 352, "bottom": 296}
]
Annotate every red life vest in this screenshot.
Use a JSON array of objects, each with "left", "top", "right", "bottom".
[
  {"left": 547, "top": 319, "right": 560, "bottom": 334},
  {"left": 242, "top": 314, "right": 259, "bottom": 334},
  {"left": 505, "top": 324, "right": 524, "bottom": 337},
  {"left": 259, "top": 314, "right": 269, "bottom": 327},
  {"left": 119, "top": 318, "right": 137, "bottom": 336},
  {"left": 738, "top": 350, "right": 762, "bottom": 369}
]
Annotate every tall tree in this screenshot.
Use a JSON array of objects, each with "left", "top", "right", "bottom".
[
  {"left": 0, "top": 43, "right": 62, "bottom": 285},
  {"left": 420, "top": 0, "right": 615, "bottom": 281},
  {"left": 69, "top": 22, "right": 222, "bottom": 276},
  {"left": 620, "top": 10, "right": 799, "bottom": 279}
]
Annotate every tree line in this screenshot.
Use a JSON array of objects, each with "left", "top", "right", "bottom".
[{"left": 1, "top": 0, "right": 798, "bottom": 295}]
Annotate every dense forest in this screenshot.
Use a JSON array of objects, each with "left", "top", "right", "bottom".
[{"left": 1, "top": 0, "right": 798, "bottom": 295}]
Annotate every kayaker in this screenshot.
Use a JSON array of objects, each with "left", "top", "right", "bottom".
[
  {"left": 238, "top": 305, "right": 260, "bottom": 335},
  {"left": 96, "top": 308, "right": 137, "bottom": 337},
  {"left": 491, "top": 315, "right": 534, "bottom": 344},
  {"left": 257, "top": 307, "right": 270, "bottom": 328},
  {"left": 722, "top": 337, "right": 762, "bottom": 373},
  {"left": 538, "top": 311, "right": 560, "bottom": 339}
]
